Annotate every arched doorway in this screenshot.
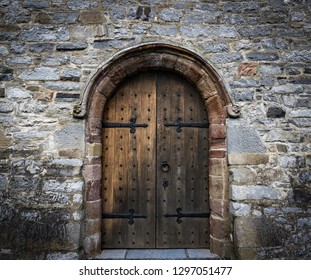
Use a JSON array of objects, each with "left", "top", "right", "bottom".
[
  {"left": 102, "top": 70, "right": 209, "bottom": 248},
  {"left": 76, "top": 43, "right": 239, "bottom": 259}
]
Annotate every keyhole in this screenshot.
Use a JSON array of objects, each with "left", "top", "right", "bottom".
[{"left": 162, "top": 179, "right": 169, "bottom": 189}]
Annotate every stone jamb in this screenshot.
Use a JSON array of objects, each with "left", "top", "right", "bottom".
[{"left": 80, "top": 43, "right": 237, "bottom": 259}]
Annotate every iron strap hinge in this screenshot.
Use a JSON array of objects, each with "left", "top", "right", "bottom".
[
  {"left": 164, "top": 117, "right": 209, "bottom": 133},
  {"left": 102, "top": 209, "right": 147, "bottom": 225},
  {"left": 102, "top": 117, "right": 148, "bottom": 134},
  {"left": 164, "top": 207, "right": 210, "bottom": 224}
]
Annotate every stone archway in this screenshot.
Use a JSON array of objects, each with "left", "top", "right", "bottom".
[{"left": 75, "top": 43, "right": 239, "bottom": 259}]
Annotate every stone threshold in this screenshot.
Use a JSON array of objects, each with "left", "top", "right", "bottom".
[{"left": 94, "top": 249, "right": 220, "bottom": 260}]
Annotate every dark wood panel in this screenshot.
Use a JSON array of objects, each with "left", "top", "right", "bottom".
[
  {"left": 156, "top": 72, "right": 209, "bottom": 248},
  {"left": 102, "top": 72, "right": 157, "bottom": 248}
]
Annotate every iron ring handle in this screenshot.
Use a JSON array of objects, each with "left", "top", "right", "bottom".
[{"left": 161, "top": 161, "right": 170, "bottom": 172}]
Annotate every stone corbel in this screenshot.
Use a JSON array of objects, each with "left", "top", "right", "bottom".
[
  {"left": 227, "top": 103, "right": 241, "bottom": 118},
  {"left": 73, "top": 103, "right": 86, "bottom": 119}
]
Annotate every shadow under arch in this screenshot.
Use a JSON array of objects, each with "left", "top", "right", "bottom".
[{"left": 77, "top": 42, "right": 238, "bottom": 259}]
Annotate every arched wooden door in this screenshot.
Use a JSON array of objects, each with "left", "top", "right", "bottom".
[{"left": 102, "top": 71, "right": 209, "bottom": 249}]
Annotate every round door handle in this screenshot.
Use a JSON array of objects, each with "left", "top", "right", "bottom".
[{"left": 161, "top": 161, "right": 170, "bottom": 172}]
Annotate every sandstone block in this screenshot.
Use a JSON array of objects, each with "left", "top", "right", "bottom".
[
  {"left": 228, "top": 153, "right": 269, "bottom": 165},
  {"left": 87, "top": 143, "right": 102, "bottom": 157},
  {"left": 79, "top": 10, "right": 106, "bottom": 24},
  {"left": 86, "top": 199, "right": 101, "bottom": 220},
  {"left": 238, "top": 63, "right": 257, "bottom": 76}
]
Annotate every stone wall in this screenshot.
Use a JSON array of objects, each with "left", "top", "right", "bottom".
[{"left": 0, "top": 0, "right": 310, "bottom": 259}]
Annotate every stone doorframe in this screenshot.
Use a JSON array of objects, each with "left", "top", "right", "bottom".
[{"left": 73, "top": 43, "right": 240, "bottom": 259}]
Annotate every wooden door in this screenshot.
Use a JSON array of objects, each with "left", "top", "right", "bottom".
[{"left": 102, "top": 71, "right": 209, "bottom": 249}]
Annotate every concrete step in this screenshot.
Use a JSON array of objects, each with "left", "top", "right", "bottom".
[{"left": 94, "top": 249, "right": 220, "bottom": 260}]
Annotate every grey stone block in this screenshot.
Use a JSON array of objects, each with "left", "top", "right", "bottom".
[
  {"left": 55, "top": 124, "right": 85, "bottom": 150},
  {"left": 247, "top": 52, "right": 279, "bottom": 61},
  {"left": 150, "top": 25, "right": 178, "bottom": 36},
  {"left": 0, "top": 66, "right": 13, "bottom": 81},
  {"left": 6, "top": 56, "right": 32, "bottom": 65},
  {"left": 284, "top": 50, "right": 311, "bottom": 63},
  {"left": 231, "top": 185, "right": 288, "bottom": 200},
  {"left": 0, "top": 26, "right": 20, "bottom": 41},
  {"left": 233, "top": 91, "right": 254, "bottom": 101},
  {"left": 22, "top": 0, "right": 50, "bottom": 9},
  {"left": 267, "top": 107, "right": 286, "bottom": 118},
  {"left": 289, "top": 109, "right": 311, "bottom": 118},
  {"left": 160, "top": 8, "right": 182, "bottom": 22},
  {"left": 19, "top": 67, "right": 59, "bottom": 81},
  {"left": 0, "top": 204, "right": 15, "bottom": 221},
  {"left": 44, "top": 81, "right": 81, "bottom": 91},
  {"left": 239, "top": 26, "right": 272, "bottom": 37},
  {"left": 230, "top": 167, "right": 256, "bottom": 185},
  {"left": 60, "top": 68, "right": 81, "bottom": 81},
  {"left": 0, "top": 175, "right": 7, "bottom": 191},
  {"left": 280, "top": 155, "right": 306, "bottom": 169},
  {"left": 227, "top": 124, "right": 266, "bottom": 153},
  {"left": 52, "top": 12, "right": 79, "bottom": 24},
  {"left": 110, "top": 6, "right": 127, "bottom": 21},
  {"left": 95, "top": 249, "right": 127, "bottom": 260},
  {"left": 46, "top": 252, "right": 79, "bottom": 260},
  {"left": 262, "top": 38, "right": 289, "bottom": 50},
  {"left": 55, "top": 93, "right": 80, "bottom": 102},
  {"left": 0, "top": 101, "right": 13, "bottom": 113},
  {"left": 212, "top": 53, "right": 243, "bottom": 64},
  {"left": 230, "top": 79, "right": 258, "bottom": 88},
  {"left": 259, "top": 65, "right": 282, "bottom": 75},
  {"left": 93, "top": 39, "right": 135, "bottom": 50},
  {"left": 21, "top": 27, "right": 70, "bottom": 42},
  {"left": 56, "top": 42, "right": 88, "bottom": 51},
  {"left": 67, "top": 0, "right": 90, "bottom": 10},
  {"left": 224, "top": 3, "right": 242, "bottom": 12},
  {"left": 29, "top": 43, "right": 54, "bottom": 53},
  {"left": 43, "top": 180, "right": 84, "bottom": 193},
  {"left": 9, "top": 176, "right": 41, "bottom": 192},
  {"left": 298, "top": 170, "right": 311, "bottom": 184},
  {"left": 187, "top": 249, "right": 219, "bottom": 259},
  {"left": 126, "top": 249, "right": 187, "bottom": 260},
  {"left": 272, "top": 84, "right": 304, "bottom": 94},
  {"left": 266, "top": 129, "right": 302, "bottom": 143},
  {"left": 230, "top": 202, "right": 251, "bottom": 217},
  {"left": 202, "top": 42, "right": 229, "bottom": 53},
  {"left": 0, "top": 46, "right": 9, "bottom": 56},
  {"left": 7, "top": 88, "right": 31, "bottom": 99},
  {"left": 180, "top": 26, "right": 210, "bottom": 37},
  {"left": 11, "top": 43, "right": 26, "bottom": 54}
]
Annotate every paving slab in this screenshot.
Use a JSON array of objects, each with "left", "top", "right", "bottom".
[
  {"left": 94, "top": 249, "right": 127, "bottom": 260},
  {"left": 126, "top": 249, "right": 187, "bottom": 260},
  {"left": 187, "top": 249, "right": 220, "bottom": 259}
]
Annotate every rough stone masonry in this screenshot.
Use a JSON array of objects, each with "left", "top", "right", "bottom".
[{"left": 0, "top": 0, "right": 310, "bottom": 259}]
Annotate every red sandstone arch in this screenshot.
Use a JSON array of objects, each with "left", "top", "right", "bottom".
[{"left": 78, "top": 43, "right": 238, "bottom": 259}]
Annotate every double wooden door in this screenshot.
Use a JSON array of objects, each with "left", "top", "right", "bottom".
[{"left": 102, "top": 71, "right": 209, "bottom": 248}]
